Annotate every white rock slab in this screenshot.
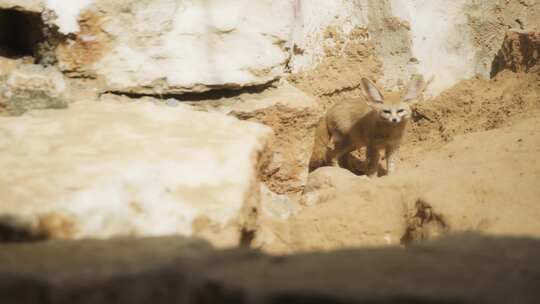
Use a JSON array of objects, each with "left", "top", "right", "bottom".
[
  {"left": 288, "top": 0, "right": 369, "bottom": 73},
  {"left": 0, "top": 100, "right": 272, "bottom": 247},
  {"left": 54, "top": 0, "right": 296, "bottom": 94},
  {"left": 390, "top": 0, "right": 476, "bottom": 96}
]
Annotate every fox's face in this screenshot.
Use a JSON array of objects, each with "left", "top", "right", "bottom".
[
  {"left": 361, "top": 76, "right": 428, "bottom": 125},
  {"left": 373, "top": 96, "right": 412, "bottom": 124}
]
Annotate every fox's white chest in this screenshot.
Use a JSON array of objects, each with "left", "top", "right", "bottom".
[{"left": 371, "top": 121, "right": 407, "bottom": 148}]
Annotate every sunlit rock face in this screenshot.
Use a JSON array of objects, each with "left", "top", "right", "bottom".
[
  {"left": 0, "top": 100, "right": 272, "bottom": 247},
  {"left": 3, "top": 0, "right": 537, "bottom": 97},
  {"left": 49, "top": 0, "right": 296, "bottom": 94}
]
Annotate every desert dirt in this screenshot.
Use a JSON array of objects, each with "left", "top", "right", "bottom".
[
  {"left": 253, "top": 31, "right": 540, "bottom": 254},
  {"left": 1, "top": 4, "right": 539, "bottom": 256}
]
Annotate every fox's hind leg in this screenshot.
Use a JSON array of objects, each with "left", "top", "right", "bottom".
[{"left": 327, "top": 132, "right": 354, "bottom": 167}]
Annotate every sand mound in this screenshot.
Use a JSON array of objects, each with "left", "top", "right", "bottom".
[
  {"left": 402, "top": 69, "right": 540, "bottom": 162},
  {"left": 257, "top": 30, "right": 540, "bottom": 253},
  {"left": 257, "top": 112, "right": 540, "bottom": 254}
]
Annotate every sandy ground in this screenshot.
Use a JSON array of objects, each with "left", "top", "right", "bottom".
[
  {"left": 256, "top": 50, "right": 540, "bottom": 254},
  {"left": 257, "top": 109, "right": 540, "bottom": 254}
]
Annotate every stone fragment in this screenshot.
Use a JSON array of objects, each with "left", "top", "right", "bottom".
[{"left": 0, "top": 100, "right": 272, "bottom": 247}]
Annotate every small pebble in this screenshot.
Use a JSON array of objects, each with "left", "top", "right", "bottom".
[{"left": 166, "top": 98, "right": 179, "bottom": 107}]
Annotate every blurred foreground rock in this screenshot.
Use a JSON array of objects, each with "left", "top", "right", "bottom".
[
  {"left": 53, "top": 0, "right": 295, "bottom": 94},
  {"left": 0, "top": 234, "right": 539, "bottom": 303},
  {"left": 0, "top": 100, "right": 272, "bottom": 247}
]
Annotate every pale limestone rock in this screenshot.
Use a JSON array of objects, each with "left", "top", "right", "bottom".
[
  {"left": 54, "top": 0, "right": 296, "bottom": 94},
  {"left": 2, "top": 0, "right": 538, "bottom": 98},
  {"left": 0, "top": 64, "right": 68, "bottom": 115},
  {"left": 1, "top": 235, "right": 539, "bottom": 304},
  {"left": 259, "top": 184, "right": 300, "bottom": 220},
  {"left": 0, "top": 1, "right": 102, "bottom": 33},
  {"left": 0, "top": 100, "right": 272, "bottom": 247},
  {"left": 290, "top": 0, "right": 540, "bottom": 95},
  {"left": 288, "top": 0, "right": 370, "bottom": 72},
  {"left": 0, "top": 57, "right": 19, "bottom": 76},
  {"left": 199, "top": 80, "right": 322, "bottom": 194},
  {"left": 44, "top": 0, "right": 93, "bottom": 34},
  {"left": 391, "top": 0, "right": 540, "bottom": 95}
]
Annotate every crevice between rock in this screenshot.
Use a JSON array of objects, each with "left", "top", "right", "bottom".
[
  {"left": 102, "top": 81, "right": 277, "bottom": 103},
  {"left": 0, "top": 8, "right": 63, "bottom": 65}
]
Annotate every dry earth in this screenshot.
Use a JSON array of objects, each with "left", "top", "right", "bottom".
[
  {"left": 0, "top": 3, "right": 539, "bottom": 259},
  {"left": 254, "top": 31, "right": 540, "bottom": 254}
]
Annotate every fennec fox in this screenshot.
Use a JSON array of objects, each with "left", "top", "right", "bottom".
[{"left": 309, "top": 74, "right": 429, "bottom": 177}]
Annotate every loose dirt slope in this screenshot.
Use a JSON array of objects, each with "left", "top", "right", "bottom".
[
  {"left": 256, "top": 31, "right": 540, "bottom": 254},
  {"left": 403, "top": 67, "right": 540, "bottom": 162},
  {"left": 257, "top": 110, "right": 540, "bottom": 253}
]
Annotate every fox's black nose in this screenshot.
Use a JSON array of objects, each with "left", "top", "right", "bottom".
[{"left": 392, "top": 118, "right": 398, "bottom": 123}]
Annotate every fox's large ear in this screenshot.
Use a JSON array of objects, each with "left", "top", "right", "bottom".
[
  {"left": 361, "top": 78, "right": 384, "bottom": 105},
  {"left": 402, "top": 74, "right": 425, "bottom": 103}
]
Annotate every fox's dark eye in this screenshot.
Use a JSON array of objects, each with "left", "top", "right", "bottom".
[
  {"left": 383, "top": 110, "right": 392, "bottom": 114},
  {"left": 397, "top": 109, "right": 405, "bottom": 113}
]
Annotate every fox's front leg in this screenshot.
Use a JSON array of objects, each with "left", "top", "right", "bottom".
[
  {"left": 327, "top": 132, "right": 349, "bottom": 167},
  {"left": 385, "top": 145, "right": 398, "bottom": 175},
  {"left": 366, "top": 145, "right": 380, "bottom": 178}
]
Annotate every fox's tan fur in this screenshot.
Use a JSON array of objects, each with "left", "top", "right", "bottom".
[{"left": 308, "top": 75, "right": 431, "bottom": 177}]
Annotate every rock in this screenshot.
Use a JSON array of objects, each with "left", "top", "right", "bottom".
[
  {"left": 0, "top": 0, "right": 43, "bottom": 13},
  {"left": 43, "top": 0, "right": 94, "bottom": 34},
  {"left": 1, "top": 234, "right": 539, "bottom": 303},
  {"left": 288, "top": 0, "right": 370, "bottom": 73},
  {"left": 392, "top": 0, "right": 540, "bottom": 95},
  {"left": 0, "top": 100, "right": 272, "bottom": 247},
  {"left": 491, "top": 31, "right": 540, "bottom": 77},
  {"left": 259, "top": 184, "right": 300, "bottom": 221},
  {"left": 0, "top": 57, "right": 19, "bottom": 115},
  {"left": 301, "top": 166, "right": 359, "bottom": 206},
  {"left": 0, "top": 1, "right": 105, "bottom": 35},
  {"left": 0, "top": 57, "right": 21, "bottom": 75},
  {"left": 54, "top": 0, "right": 296, "bottom": 94},
  {"left": 0, "top": 64, "right": 68, "bottom": 115},
  {"left": 196, "top": 80, "right": 322, "bottom": 194},
  {"left": 229, "top": 82, "right": 321, "bottom": 194},
  {"left": 291, "top": 0, "right": 540, "bottom": 95}
]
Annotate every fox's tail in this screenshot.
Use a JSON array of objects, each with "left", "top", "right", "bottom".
[{"left": 308, "top": 117, "right": 330, "bottom": 172}]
